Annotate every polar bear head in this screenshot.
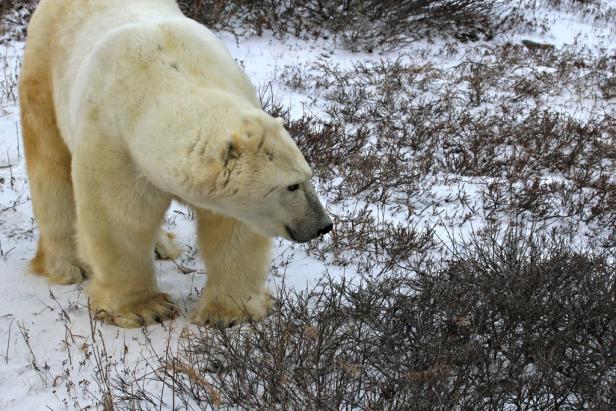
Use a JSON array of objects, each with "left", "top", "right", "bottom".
[
  {"left": 205, "top": 110, "right": 332, "bottom": 243},
  {"left": 135, "top": 96, "right": 332, "bottom": 242}
]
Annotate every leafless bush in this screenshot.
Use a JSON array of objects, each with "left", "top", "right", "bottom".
[
  {"left": 0, "top": 46, "right": 21, "bottom": 111},
  {"left": 178, "top": 0, "right": 504, "bottom": 51},
  {"left": 269, "top": 44, "right": 616, "bottom": 245},
  {"left": 0, "top": 0, "right": 37, "bottom": 44},
  {"left": 102, "top": 228, "right": 615, "bottom": 409}
]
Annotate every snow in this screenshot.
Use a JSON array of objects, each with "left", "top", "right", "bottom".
[{"left": 1, "top": 1, "right": 615, "bottom": 408}]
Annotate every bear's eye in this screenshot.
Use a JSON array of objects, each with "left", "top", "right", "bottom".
[{"left": 287, "top": 184, "right": 300, "bottom": 192}]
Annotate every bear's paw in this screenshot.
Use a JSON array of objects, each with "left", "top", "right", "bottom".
[
  {"left": 191, "top": 293, "right": 272, "bottom": 329},
  {"left": 38, "top": 257, "right": 89, "bottom": 285},
  {"left": 93, "top": 292, "right": 180, "bottom": 328}
]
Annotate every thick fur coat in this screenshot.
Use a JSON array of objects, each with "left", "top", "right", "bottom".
[{"left": 20, "top": 0, "right": 331, "bottom": 327}]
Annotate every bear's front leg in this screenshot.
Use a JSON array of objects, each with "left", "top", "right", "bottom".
[
  {"left": 193, "top": 208, "right": 273, "bottom": 328},
  {"left": 73, "top": 146, "right": 179, "bottom": 328}
]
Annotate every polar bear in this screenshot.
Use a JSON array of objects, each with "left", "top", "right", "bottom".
[{"left": 19, "top": 0, "right": 332, "bottom": 328}]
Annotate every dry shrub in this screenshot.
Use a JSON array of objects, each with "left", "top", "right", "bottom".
[
  {"left": 0, "top": 0, "right": 37, "bottom": 44},
  {"left": 269, "top": 44, "right": 616, "bottom": 245},
  {"left": 177, "top": 0, "right": 503, "bottom": 51},
  {"left": 107, "top": 228, "right": 616, "bottom": 410}
]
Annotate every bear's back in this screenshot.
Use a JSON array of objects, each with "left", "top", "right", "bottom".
[{"left": 27, "top": 0, "right": 259, "bottom": 149}]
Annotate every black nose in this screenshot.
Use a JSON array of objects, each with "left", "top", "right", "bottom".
[{"left": 317, "top": 223, "right": 333, "bottom": 236}]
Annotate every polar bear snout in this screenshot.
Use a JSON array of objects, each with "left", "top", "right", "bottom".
[
  {"left": 286, "top": 218, "right": 332, "bottom": 243},
  {"left": 286, "top": 220, "right": 332, "bottom": 243},
  {"left": 317, "top": 222, "right": 333, "bottom": 236},
  {"left": 285, "top": 188, "right": 332, "bottom": 243}
]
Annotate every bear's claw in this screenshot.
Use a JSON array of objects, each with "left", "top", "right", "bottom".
[
  {"left": 94, "top": 293, "right": 179, "bottom": 328},
  {"left": 191, "top": 293, "right": 272, "bottom": 329}
]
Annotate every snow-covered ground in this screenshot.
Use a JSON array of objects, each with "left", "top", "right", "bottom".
[{"left": 1, "top": 1, "right": 615, "bottom": 408}]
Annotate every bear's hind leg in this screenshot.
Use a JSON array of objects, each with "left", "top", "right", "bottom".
[
  {"left": 193, "top": 208, "right": 273, "bottom": 328},
  {"left": 20, "top": 76, "right": 86, "bottom": 284},
  {"left": 73, "top": 145, "right": 178, "bottom": 328},
  {"left": 154, "top": 230, "right": 182, "bottom": 260}
]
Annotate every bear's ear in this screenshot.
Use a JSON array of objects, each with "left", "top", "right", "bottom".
[
  {"left": 240, "top": 111, "right": 267, "bottom": 140},
  {"left": 240, "top": 111, "right": 284, "bottom": 137},
  {"left": 239, "top": 111, "right": 276, "bottom": 155}
]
